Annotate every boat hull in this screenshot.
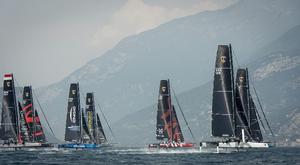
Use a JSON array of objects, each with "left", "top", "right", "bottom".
[
  {"left": 0, "top": 142, "right": 53, "bottom": 150},
  {"left": 58, "top": 143, "right": 100, "bottom": 149},
  {"left": 148, "top": 142, "right": 195, "bottom": 149},
  {"left": 200, "top": 141, "right": 269, "bottom": 150}
]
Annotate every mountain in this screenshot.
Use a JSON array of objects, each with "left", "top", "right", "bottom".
[
  {"left": 27, "top": 0, "right": 300, "bottom": 140},
  {"left": 112, "top": 25, "right": 300, "bottom": 146}
]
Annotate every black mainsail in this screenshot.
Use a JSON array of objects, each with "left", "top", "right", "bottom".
[
  {"left": 211, "top": 45, "right": 235, "bottom": 137},
  {"left": 85, "top": 93, "right": 96, "bottom": 142},
  {"left": 156, "top": 80, "right": 184, "bottom": 143},
  {"left": 235, "top": 69, "right": 251, "bottom": 140},
  {"left": 22, "top": 86, "right": 35, "bottom": 141},
  {"left": 64, "top": 83, "right": 81, "bottom": 143},
  {"left": 156, "top": 80, "right": 169, "bottom": 140},
  {"left": 0, "top": 74, "right": 18, "bottom": 143}
]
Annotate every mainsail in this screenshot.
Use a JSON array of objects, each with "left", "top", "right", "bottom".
[
  {"left": 64, "top": 83, "right": 81, "bottom": 142},
  {"left": 95, "top": 113, "right": 107, "bottom": 144},
  {"left": 33, "top": 110, "right": 46, "bottom": 142},
  {"left": 85, "top": 93, "right": 96, "bottom": 142},
  {"left": 235, "top": 69, "right": 251, "bottom": 140},
  {"left": 156, "top": 80, "right": 184, "bottom": 143},
  {"left": 0, "top": 74, "right": 18, "bottom": 142},
  {"left": 22, "top": 86, "right": 35, "bottom": 141},
  {"left": 156, "top": 80, "right": 169, "bottom": 140},
  {"left": 211, "top": 45, "right": 235, "bottom": 137}
]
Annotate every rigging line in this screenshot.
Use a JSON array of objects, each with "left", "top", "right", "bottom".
[
  {"left": 32, "top": 89, "right": 57, "bottom": 139},
  {"left": 170, "top": 86, "right": 196, "bottom": 143},
  {"left": 96, "top": 103, "right": 118, "bottom": 143},
  {"left": 250, "top": 78, "right": 274, "bottom": 137}
]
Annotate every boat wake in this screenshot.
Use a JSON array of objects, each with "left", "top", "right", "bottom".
[{"left": 102, "top": 147, "right": 204, "bottom": 155}]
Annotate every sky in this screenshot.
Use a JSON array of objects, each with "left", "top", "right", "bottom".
[{"left": 0, "top": 0, "right": 238, "bottom": 88}]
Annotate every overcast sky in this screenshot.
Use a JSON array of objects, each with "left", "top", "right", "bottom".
[{"left": 0, "top": 0, "right": 238, "bottom": 88}]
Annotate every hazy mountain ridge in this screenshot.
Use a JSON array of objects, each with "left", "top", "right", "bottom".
[
  {"left": 4, "top": 0, "right": 299, "bottom": 140},
  {"left": 112, "top": 25, "right": 300, "bottom": 146}
]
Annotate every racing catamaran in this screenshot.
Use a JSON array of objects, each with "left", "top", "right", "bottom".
[
  {"left": 0, "top": 74, "right": 52, "bottom": 149},
  {"left": 59, "top": 83, "right": 110, "bottom": 149},
  {"left": 149, "top": 80, "right": 194, "bottom": 149},
  {"left": 200, "top": 44, "right": 271, "bottom": 151}
]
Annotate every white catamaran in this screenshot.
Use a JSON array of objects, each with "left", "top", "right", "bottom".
[{"left": 200, "top": 44, "right": 272, "bottom": 152}]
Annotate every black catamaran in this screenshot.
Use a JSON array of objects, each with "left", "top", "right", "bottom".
[
  {"left": 59, "top": 83, "right": 109, "bottom": 149},
  {"left": 0, "top": 74, "right": 51, "bottom": 149},
  {"left": 149, "top": 80, "right": 194, "bottom": 149},
  {"left": 201, "top": 44, "right": 270, "bottom": 150}
]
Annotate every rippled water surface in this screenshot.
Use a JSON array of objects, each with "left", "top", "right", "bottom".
[{"left": 0, "top": 147, "right": 299, "bottom": 165}]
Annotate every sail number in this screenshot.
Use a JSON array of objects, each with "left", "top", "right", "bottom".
[{"left": 215, "top": 68, "right": 222, "bottom": 75}]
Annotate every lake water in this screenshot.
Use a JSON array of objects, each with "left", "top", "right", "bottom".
[{"left": 0, "top": 147, "right": 299, "bottom": 165}]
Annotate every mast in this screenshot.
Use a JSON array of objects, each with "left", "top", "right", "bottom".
[
  {"left": 211, "top": 45, "right": 235, "bottom": 138},
  {"left": 64, "top": 83, "right": 81, "bottom": 143},
  {"left": 85, "top": 93, "right": 96, "bottom": 142},
  {"left": 235, "top": 68, "right": 251, "bottom": 140},
  {"left": 0, "top": 74, "right": 19, "bottom": 143}
]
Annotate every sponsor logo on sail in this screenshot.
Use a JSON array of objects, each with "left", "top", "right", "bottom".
[
  {"left": 72, "top": 90, "right": 76, "bottom": 95},
  {"left": 87, "top": 111, "right": 93, "bottom": 130},
  {"left": 162, "top": 87, "right": 166, "bottom": 92},
  {"left": 69, "top": 106, "right": 77, "bottom": 123},
  {"left": 215, "top": 68, "right": 222, "bottom": 75},
  {"left": 239, "top": 76, "right": 244, "bottom": 83},
  {"left": 220, "top": 56, "right": 226, "bottom": 63},
  {"left": 158, "top": 128, "right": 163, "bottom": 134}
]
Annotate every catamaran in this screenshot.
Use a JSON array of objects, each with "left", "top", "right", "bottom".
[
  {"left": 0, "top": 74, "right": 53, "bottom": 150},
  {"left": 200, "top": 44, "right": 271, "bottom": 151},
  {"left": 58, "top": 83, "right": 109, "bottom": 149},
  {"left": 148, "top": 80, "right": 194, "bottom": 149}
]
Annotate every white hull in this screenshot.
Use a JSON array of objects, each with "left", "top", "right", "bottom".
[
  {"left": 218, "top": 141, "right": 269, "bottom": 148},
  {"left": 0, "top": 142, "right": 53, "bottom": 150},
  {"left": 200, "top": 141, "right": 269, "bottom": 153}
]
